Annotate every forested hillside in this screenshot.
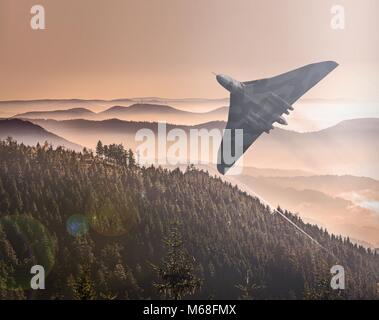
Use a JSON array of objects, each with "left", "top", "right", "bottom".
[{"left": 0, "top": 139, "right": 378, "bottom": 300}]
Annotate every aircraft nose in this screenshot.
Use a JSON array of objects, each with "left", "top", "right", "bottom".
[{"left": 216, "top": 74, "right": 225, "bottom": 86}]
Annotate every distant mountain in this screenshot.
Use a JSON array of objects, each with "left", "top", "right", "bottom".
[
  {"left": 12, "top": 103, "right": 228, "bottom": 125},
  {"left": 241, "top": 166, "right": 315, "bottom": 178},
  {"left": 13, "top": 108, "right": 96, "bottom": 120},
  {"left": 100, "top": 104, "right": 189, "bottom": 117},
  {"left": 242, "top": 118, "right": 379, "bottom": 178},
  {"left": 257, "top": 175, "right": 379, "bottom": 197},
  {"left": 0, "top": 119, "right": 82, "bottom": 151},
  {"left": 98, "top": 104, "right": 228, "bottom": 124},
  {"left": 0, "top": 98, "right": 228, "bottom": 117},
  {"left": 167, "top": 163, "right": 315, "bottom": 179},
  {"left": 27, "top": 117, "right": 379, "bottom": 179},
  {"left": 24, "top": 118, "right": 226, "bottom": 152}
]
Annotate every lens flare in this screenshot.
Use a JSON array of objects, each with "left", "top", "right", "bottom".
[{"left": 66, "top": 214, "right": 89, "bottom": 237}]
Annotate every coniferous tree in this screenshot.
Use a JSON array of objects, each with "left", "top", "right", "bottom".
[
  {"left": 70, "top": 264, "right": 97, "bottom": 300},
  {"left": 96, "top": 140, "right": 104, "bottom": 157},
  {"left": 152, "top": 223, "right": 201, "bottom": 300},
  {"left": 127, "top": 149, "right": 136, "bottom": 168},
  {"left": 235, "top": 270, "right": 262, "bottom": 300}
]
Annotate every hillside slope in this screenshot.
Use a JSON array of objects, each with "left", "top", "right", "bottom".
[
  {"left": 0, "top": 119, "right": 82, "bottom": 151},
  {"left": 0, "top": 142, "right": 378, "bottom": 299}
]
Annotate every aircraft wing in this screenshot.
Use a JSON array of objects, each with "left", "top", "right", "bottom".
[
  {"left": 243, "top": 61, "right": 338, "bottom": 105},
  {"left": 217, "top": 92, "right": 265, "bottom": 174}
]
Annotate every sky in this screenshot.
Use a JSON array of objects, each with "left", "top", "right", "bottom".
[{"left": 0, "top": 0, "right": 378, "bottom": 101}]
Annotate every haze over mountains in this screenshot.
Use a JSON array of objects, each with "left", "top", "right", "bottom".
[
  {"left": 22, "top": 117, "right": 379, "bottom": 179},
  {"left": 245, "top": 118, "right": 379, "bottom": 179},
  {"left": 3, "top": 98, "right": 379, "bottom": 131},
  {"left": 0, "top": 98, "right": 229, "bottom": 118},
  {"left": 13, "top": 108, "right": 97, "bottom": 121},
  {"left": 233, "top": 173, "right": 379, "bottom": 247},
  {"left": 13, "top": 104, "right": 228, "bottom": 125}
]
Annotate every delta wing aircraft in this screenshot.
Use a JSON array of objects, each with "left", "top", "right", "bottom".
[{"left": 215, "top": 61, "right": 338, "bottom": 174}]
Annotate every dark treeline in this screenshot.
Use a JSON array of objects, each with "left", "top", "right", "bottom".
[
  {"left": 0, "top": 138, "right": 378, "bottom": 300},
  {"left": 96, "top": 140, "right": 136, "bottom": 167}
]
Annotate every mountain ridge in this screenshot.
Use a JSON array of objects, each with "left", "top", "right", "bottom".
[
  {"left": 0, "top": 118, "right": 82, "bottom": 151},
  {"left": 12, "top": 103, "right": 229, "bottom": 125}
]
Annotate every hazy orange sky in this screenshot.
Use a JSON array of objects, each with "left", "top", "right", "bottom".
[{"left": 0, "top": 0, "right": 378, "bottom": 101}]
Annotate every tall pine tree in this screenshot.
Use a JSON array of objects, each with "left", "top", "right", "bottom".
[{"left": 152, "top": 223, "right": 201, "bottom": 300}]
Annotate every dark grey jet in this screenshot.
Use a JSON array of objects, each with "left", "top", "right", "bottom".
[{"left": 215, "top": 61, "right": 338, "bottom": 174}]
